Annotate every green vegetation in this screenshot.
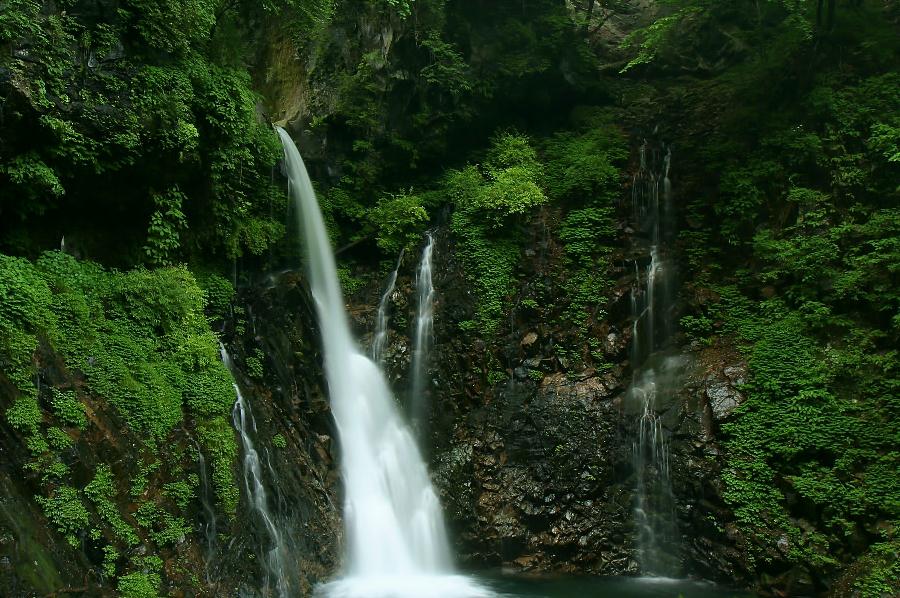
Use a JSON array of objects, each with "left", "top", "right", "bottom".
[
  {"left": 0, "top": 250, "right": 239, "bottom": 586},
  {"left": 626, "top": 0, "right": 899, "bottom": 590},
  {"left": 0, "top": 0, "right": 287, "bottom": 265},
  {"left": 34, "top": 486, "right": 89, "bottom": 548},
  {"left": 446, "top": 132, "right": 547, "bottom": 335}
]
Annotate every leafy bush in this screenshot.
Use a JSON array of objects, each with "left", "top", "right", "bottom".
[
  {"left": 50, "top": 389, "right": 87, "bottom": 430},
  {"left": 85, "top": 465, "right": 140, "bottom": 547},
  {"left": 117, "top": 570, "right": 161, "bottom": 598},
  {"left": 35, "top": 486, "right": 89, "bottom": 547},
  {"left": 447, "top": 132, "right": 547, "bottom": 334},
  {"left": 369, "top": 192, "right": 429, "bottom": 254}
]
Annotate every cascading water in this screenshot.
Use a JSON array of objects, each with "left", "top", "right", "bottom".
[
  {"left": 195, "top": 444, "right": 218, "bottom": 583},
  {"left": 221, "top": 344, "right": 292, "bottom": 596},
  {"left": 627, "top": 141, "right": 682, "bottom": 577},
  {"left": 372, "top": 249, "right": 405, "bottom": 365},
  {"left": 409, "top": 232, "right": 435, "bottom": 436},
  {"left": 276, "top": 127, "right": 490, "bottom": 598}
]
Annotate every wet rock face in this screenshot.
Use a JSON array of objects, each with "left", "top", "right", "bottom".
[
  {"left": 432, "top": 375, "right": 635, "bottom": 575},
  {"left": 705, "top": 363, "right": 747, "bottom": 421},
  {"left": 222, "top": 272, "right": 342, "bottom": 595},
  {"left": 667, "top": 343, "right": 753, "bottom": 586}
]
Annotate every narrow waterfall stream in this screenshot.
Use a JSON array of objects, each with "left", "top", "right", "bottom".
[
  {"left": 195, "top": 443, "right": 218, "bottom": 583},
  {"left": 372, "top": 249, "right": 405, "bottom": 365},
  {"left": 220, "top": 344, "right": 292, "bottom": 596},
  {"left": 627, "top": 142, "right": 682, "bottom": 576},
  {"left": 409, "top": 232, "right": 435, "bottom": 436},
  {"left": 276, "top": 127, "right": 490, "bottom": 597}
]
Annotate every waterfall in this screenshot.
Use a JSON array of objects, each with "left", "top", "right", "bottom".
[
  {"left": 221, "top": 344, "right": 291, "bottom": 597},
  {"left": 196, "top": 444, "right": 218, "bottom": 584},
  {"left": 409, "top": 232, "right": 435, "bottom": 436},
  {"left": 276, "top": 127, "right": 490, "bottom": 597},
  {"left": 372, "top": 249, "right": 405, "bottom": 364},
  {"left": 627, "top": 143, "right": 682, "bottom": 577}
]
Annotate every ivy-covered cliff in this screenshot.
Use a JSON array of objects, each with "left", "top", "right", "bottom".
[{"left": 1, "top": 0, "right": 897, "bottom": 597}]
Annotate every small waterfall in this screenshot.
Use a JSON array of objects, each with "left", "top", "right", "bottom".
[
  {"left": 409, "top": 232, "right": 435, "bottom": 435},
  {"left": 196, "top": 444, "right": 218, "bottom": 583},
  {"left": 627, "top": 143, "right": 681, "bottom": 576},
  {"left": 221, "top": 344, "right": 291, "bottom": 597},
  {"left": 276, "top": 128, "right": 489, "bottom": 597},
  {"left": 372, "top": 248, "right": 405, "bottom": 364}
]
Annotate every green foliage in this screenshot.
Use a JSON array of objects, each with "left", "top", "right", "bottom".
[
  {"left": 680, "top": 315, "right": 714, "bottom": 345},
  {"left": 123, "top": 0, "right": 221, "bottom": 54},
  {"left": 117, "top": 570, "right": 161, "bottom": 598},
  {"left": 102, "top": 545, "right": 120, "bottom": 578},
  {"left": 85, "top": 465, "right": 140, "bottom": 547},
  {"left": 0, "top": 2, "right": 286, "bottom": 262},
  {"left": 35, "top": 486, "right": 89, "bottom": 547},
  {"left": 197, "top": 416, "right": 239, "bottom": 514},
  {"left": 50, "top": 389, "right": 87, "bottom": 430},
  {"left": 194, "top": 271, "right": 235, "bottom": 323},
  {"left": 542, "top": 115, "right": 626, "bottom": 356},
  {"left": 0, "top": 251, "right": 240, "bottom": 515},
  {"left": 6, "top": 397, "right": 43, "bottom": 435},
  {"left": 620, "top": 8, "right": 699, "bottom": 73},
  {"left": 244, "top": 348, "right": 266, "bottom": 380},
  {"left": 45, "top": 427, "right": 73, "bottom": 451},
  {"left": 0, "top": 254, "right": 54, "bottom": 398},
  {"left": 447, "top": 133, "right": 548, "bottom": 335},
  {"left": 418, "top": 33, "right": 472, "bottom": 99},
  {"left": 852, "top": 539, "right": 900, "bottom": 598},
  {"left": 369, "top": 192, "right": 430, "bottom": 254},
  {"left": 337, "top": 266, "right": 366, "bottom": 296},
  {"left": 718, "top": 301, "right": 899, "bottom": 571},
  {"left": 144, "top": 189, "right": 188, "bottom": 267},
  {"left": 272, "top": 433, "right": 287, "bottom": 449},
  {"left": 1, "top": 153, "right": 65, "bottom": 212}
]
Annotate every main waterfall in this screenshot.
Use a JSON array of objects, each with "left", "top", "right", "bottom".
[{"left": 276, "top": 128, "right": 490, "bottom": 597}]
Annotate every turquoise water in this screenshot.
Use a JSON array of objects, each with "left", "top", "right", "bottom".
[{"left": 475, "top": 574, "right": 752, "bottom": 598}]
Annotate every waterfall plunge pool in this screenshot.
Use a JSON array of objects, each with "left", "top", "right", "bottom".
[
  {"left": 478, "top": 573, "right": 751, "bottom": 597},
  {"left": 314, "top": 573, "right": 751, "bottom": 598}
]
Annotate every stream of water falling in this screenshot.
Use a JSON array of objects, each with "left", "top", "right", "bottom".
[
  {"left": 220, "top": 344, "right": 291, "bottom": 596},
  {"left": 372, "top": 249, "right": 405, "bottom": 365},
  {"left": 627, "top": 142, "right": 682, "bottom": 576},
  {"left": 409, "top": 232, "right": 435, "bottom": 436},
  {"left": 276, "top": 127, "right": 490, "bottom": 597},
  {"left": 195, "top": 443, "right": 217, "bottom": 584}
]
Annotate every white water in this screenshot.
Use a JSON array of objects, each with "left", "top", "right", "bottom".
[
  {"left": 276, "top": 127, "right": 490, "bottom": 597},
  {"left": 221, "top": 344, "right": 291, "bottom": 596},
  {"left": 409, "top": 232, "right": 435, "bottom": 434},
  {"left": 372, "top": 249, "right": 405, "bottom": 364},
  {"left": 627, "top": 143, "right": 681, "bottom": 576}
]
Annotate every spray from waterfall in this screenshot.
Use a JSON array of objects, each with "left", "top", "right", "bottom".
[
  {"left": 276, "top": 127, "right": 490, "bottom": 597},
  {"left": 627, "top": 143, "right": 681, "bottom": 576},
  {"left": 410, "top": 232, "right": 435, "bottom": 436},
  {"left": 372, "top": 249, "right": 405, "bottom": 364},
  {"left": 221, "top": 344, "right": 291, "bottom": 597}
]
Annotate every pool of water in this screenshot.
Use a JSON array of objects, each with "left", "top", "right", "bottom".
[
  {"left": 315, "top": 573, "right": 753, "bottom": 598},
  {"left": 475, "top": 573, "right": 752, "bottom": 598}
]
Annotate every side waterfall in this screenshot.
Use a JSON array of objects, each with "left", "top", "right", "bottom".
[
  {"left": 221, "top": 344, "right": 291, "bottom": 596},
  {"left": 372, "top": 249, "right": 405, "bottom": 365},
  {"left": 195, "top": 443, "right": 218, "bottom": 584},
  {"left": 409, "top": 232, "right": 435, "bottom": 435},
  {"left": 276, "top": 127, "right": 490, "bottom": 597},
  {"left": 628, "top": 143, "right": 682, "bottom": 576}
]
